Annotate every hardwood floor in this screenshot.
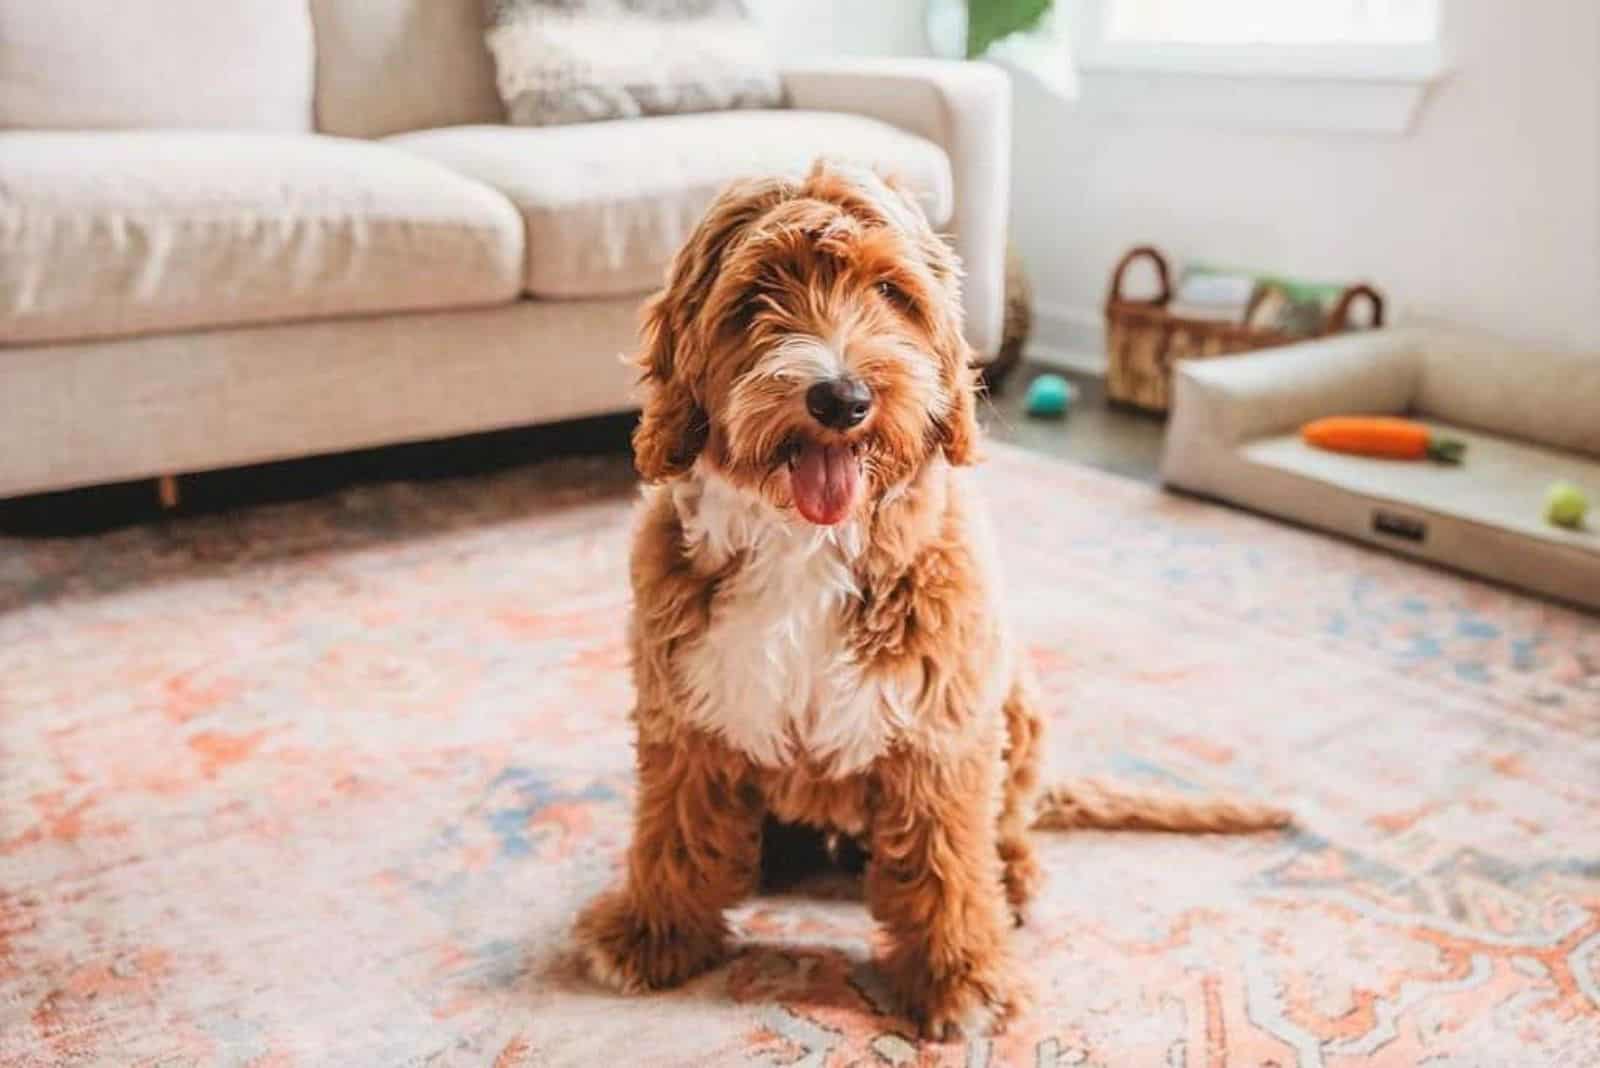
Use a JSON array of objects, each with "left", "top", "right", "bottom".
[{"left": 982, "top": 363, "right": 1167, "bottom": 484}]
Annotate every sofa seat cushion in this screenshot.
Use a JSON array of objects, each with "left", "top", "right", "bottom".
[
  {"left": 0, "top": 132, "right": 526, "bottom": 346},
  {"left": 1239, "top": 425, "right": 1600, "bottom": 609},
  {"left": 386, "top": 110, "right": 954, "bottom": 298}
]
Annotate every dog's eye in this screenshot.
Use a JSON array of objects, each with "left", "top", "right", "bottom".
[{"left": 877, "top": 280, "right": 911, "bottom": 309}]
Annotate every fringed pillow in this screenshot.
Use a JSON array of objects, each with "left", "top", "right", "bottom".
[{"left": 484, "top": 0, "right": 783, "bottom": 127}]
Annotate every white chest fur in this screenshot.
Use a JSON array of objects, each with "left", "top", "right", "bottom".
[{"left": 669, "top": 471, "right": 904, "bottom": 776}]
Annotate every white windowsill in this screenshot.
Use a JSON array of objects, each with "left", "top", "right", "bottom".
[
  {"left": 1072, "top": 41, "right": 1449, "bottom": 135},
  {"left": 1079, "top": 40, "right": 1446, "bottom": 82}
]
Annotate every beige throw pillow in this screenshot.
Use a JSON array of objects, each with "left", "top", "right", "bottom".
[{"left": 484, "top": 0, "right": 783, "bottom": 127}]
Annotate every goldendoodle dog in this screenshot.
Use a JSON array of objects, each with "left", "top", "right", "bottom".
[{"left": 576, "top": 161, "right": 1285, "bottom": 1039}]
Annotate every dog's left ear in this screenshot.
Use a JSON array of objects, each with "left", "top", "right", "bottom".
[
  {"left": 873, "top": 174, "right": 981, "bottom": 465},
  {"left": 903, "top": 192, "right": 981, "bottom": 468},
  {"left": 937, "top": 345, "right": 982, "bottom": 466}
]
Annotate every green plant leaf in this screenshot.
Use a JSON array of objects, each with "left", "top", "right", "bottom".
[{"left": 966, "top": 0, "right": 1052, "bottom": 59}]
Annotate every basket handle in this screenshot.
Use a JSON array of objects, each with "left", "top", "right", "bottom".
[
  {"left": 1326, "top": 284, "right": 1385, "bottom": 332},
  {"left": 1107, "top": 246, "right": 1172, "bottom": 306}
]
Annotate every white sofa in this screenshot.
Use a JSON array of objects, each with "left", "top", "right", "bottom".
[
  {"left": 0, "top": 0, "right": 1011, "bottom": 500},
  {"left": 1162, "top": 328, "right": 1600, "bottom": 611}
]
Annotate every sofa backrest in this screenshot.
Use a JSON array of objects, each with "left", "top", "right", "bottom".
[
  {"left": 309, "top": 0, "right": 505, "bottom": 139},
  {"left": 0, "top": 0, "right": 314, "bottom": 131},
  {"left": 1415, "top": 330, "right": 1600, "bottom": 459}
]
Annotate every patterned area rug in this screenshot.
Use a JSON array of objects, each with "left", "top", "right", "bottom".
[{"left": 2, "top": 446, "right": 1597, "bottom": 1067}]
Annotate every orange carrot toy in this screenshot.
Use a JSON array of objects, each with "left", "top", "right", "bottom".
[{"left": 1301, "top": 416, "right": 1466, "bottom": 463}]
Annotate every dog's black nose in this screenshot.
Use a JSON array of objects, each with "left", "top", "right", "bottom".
[{"left": 805, "top": 376, "right": 873, "bottom": 430}]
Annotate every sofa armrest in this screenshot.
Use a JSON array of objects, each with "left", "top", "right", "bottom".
[
  {"left": 782, "top": 59, "right": 1011, "bottom": 357},
  {"left": 1162, "top": 329, "right": 1425, "bottom": 489}
]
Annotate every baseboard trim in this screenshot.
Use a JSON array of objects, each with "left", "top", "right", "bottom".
[{"left": 1029, "top": 301, "right": 1107, "bottom": 376}]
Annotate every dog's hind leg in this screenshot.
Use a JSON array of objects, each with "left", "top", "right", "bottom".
[
  {"left": 574, "top": 733, "right": 764, "bottom": 992},
  {"left": 996, "top": 672, "right": 1045, "bottom": 924}
]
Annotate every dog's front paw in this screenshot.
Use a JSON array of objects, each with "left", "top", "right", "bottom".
[
  {"left": 887, "top": 951, "right": 1029, "bottom": 1041},
  {"left": 573, "top": 888, "right": 728, "bottom": 993}
]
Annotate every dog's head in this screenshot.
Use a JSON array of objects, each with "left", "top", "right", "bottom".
[{"left": 631, "top": 161, "right": 981, "bottom": 526}]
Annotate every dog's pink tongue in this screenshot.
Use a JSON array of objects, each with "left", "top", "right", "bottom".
[{"left": 791, "top": 442, "right": 859, "bottom": 525}]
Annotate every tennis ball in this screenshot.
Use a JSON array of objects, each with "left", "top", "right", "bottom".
[
  {"left": 1545, "top": 482, "right": 1589, "bottom": 529},
  {"left": 1023, "top": 373, "right": 1075, "bottom": 419}
]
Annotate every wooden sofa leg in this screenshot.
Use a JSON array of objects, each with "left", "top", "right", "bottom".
[{"left": 157, "top": 475, "right": 180, "bottom": 510}]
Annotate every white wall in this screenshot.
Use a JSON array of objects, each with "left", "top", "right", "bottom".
[
  {"left": 1013, "top": 0, "right": 1600, "bottom": 354},
  {"left": 748, "top": 0, "right": 928, "bottom": 61}
]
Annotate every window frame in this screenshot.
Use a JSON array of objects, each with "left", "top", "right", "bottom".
[
  {"left": 1067, "top": 0, "right": 1449, "bottom": 133},
  {"left": 1075, "top": 0, "right": 1445, "bottom": 80}
]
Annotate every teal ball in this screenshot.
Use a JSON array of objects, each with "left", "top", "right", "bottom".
[{"left": 1024, "top": 373, "right": 1075, "bottom": 419}]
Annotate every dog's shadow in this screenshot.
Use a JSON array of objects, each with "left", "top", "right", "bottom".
[
  {"left": 541, "top": 935, "right": 889, "bottom": 1016},
  {"left": 539, "top": 845, "right": 913, "bottom": 1046},
  {"left": 725, "top": 939, "right": 892, "bottom": 1016},
  {"left": 542, "top": 869, "right": 896, "bottom": 1026}
]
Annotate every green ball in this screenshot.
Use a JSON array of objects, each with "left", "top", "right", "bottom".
[
  {"left": 1023, "top": 373, "right": 1075, "bottom": 419},
  {"left": 1545, "top": 482, "right": 1590, "bottom": 529}
]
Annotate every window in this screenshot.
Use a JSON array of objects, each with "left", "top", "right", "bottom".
[
  {"left": 1104, "top": 0, "right": 1438, "bottom": 47},
  {"left": 1070, "top": 0, "right": 1446, "bottom": 132},
  {"left": 1076, "top": 0, "right": 1443, "bottom": 80}
]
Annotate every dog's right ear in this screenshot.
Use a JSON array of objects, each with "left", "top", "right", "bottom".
[
  {"left": 631, "top": 290, "right": 707, "bottom": 483},
  {"left": 631, "top": 176, "right": 791, "bottom": 483}
]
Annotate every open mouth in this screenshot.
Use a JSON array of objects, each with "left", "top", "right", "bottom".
[{"left": 781, "top": 436, "right": 863, "bottom": 526}]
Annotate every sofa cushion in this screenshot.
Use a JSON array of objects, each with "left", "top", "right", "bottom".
[
  {"left": 1235, "top": 426, "right": 1600, "bottom": 611},
  {"left": 0, "top": 0, "right": 314, "bottom": 131},
  {"left": 1414, "top": 330, "right": 1600, "bottom": 460},
  {"left": 309, "top": 0, "right": 505, "bottom": 138},
  {"left": 0, "top": 132, "right": 525, "bottom": 346},
  {"left": 387, "top": 110, "right": 955, "bottom": 298}
]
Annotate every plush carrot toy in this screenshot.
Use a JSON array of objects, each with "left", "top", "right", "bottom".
[{"left": 1301, "top": 416, "right": 1466, "bottom": 463}]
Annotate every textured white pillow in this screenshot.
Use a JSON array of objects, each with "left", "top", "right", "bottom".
[
  {"left": 484, "top": 0, "right": 783, "bottom": 127},
  {"left": 0, "top": 0, "right": 314, "bottom": 130}
]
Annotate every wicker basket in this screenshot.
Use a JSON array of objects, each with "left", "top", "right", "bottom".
[{"left": 1104, "top": 246, "right": 1384, "bottom": 413}]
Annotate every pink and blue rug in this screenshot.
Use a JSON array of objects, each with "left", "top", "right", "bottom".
[{"left": 2, "top": 446, "right": 1597, "bottom": 1065}]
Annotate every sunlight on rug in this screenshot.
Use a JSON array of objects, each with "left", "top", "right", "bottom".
[{"left": 2, "top": 445, "right": 1597, "bottom": 1066}]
